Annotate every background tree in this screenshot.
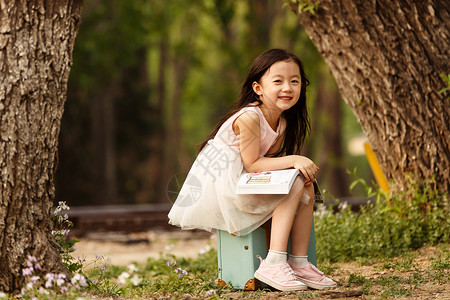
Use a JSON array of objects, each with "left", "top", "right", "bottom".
[
  {"left": 291, "top": 0, "right": 450, "bottom": 193},
  {"left": 58, "top": 0, "right": 370, "bottom": 207},
  {"left": 0, "top": 0, "right": 82, "bottom": 292}
]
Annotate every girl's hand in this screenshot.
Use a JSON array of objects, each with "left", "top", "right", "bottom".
[{"left": 293, "top": 156, "right": 319, "bottom": 184}]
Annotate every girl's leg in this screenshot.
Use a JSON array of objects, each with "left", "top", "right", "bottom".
[
  {"left": 254, "top": 177, "right": 308, "bottom": 291},
  {"left": 290, "top": 183, "right": 315, "bottom": 256},
  {"left": 287, "top": 183, "right": 337, "bottom": 290},
  {"left": 269, "top": 177, "right": 306, "bottom": 252}
]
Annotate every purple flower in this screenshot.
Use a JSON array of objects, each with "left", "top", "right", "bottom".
[
  {"left": 165, "top": 260, "right": 175, "bottom": 267},
  {"left": 206, "top": 289, "right": 217, "bottom": 296},
  {"left": 175, "top": 267, "right": 188, "bottom": 277},
  {"left": 22, "top": 267, "right": 33, "bottom": 276}
]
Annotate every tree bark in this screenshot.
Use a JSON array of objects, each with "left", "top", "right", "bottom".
[
  {"left": 292, "top": 0, "right": 450, "bottom": 192},
  {"left": 0, "top": 0, "right": 82, "bottom": 292}
]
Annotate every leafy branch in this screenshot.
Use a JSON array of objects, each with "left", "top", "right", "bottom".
[
  {"left": 283, "top": 0, "right": 319, "bottom": 15},
  {"left": 439, "top": 73, "right": 450, "bottom": 101}
]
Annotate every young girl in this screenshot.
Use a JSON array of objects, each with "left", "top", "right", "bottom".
[{"left": 168, "top": 49, "right": 336, "bottom": 291}]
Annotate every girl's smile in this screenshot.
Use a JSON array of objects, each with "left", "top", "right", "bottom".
[{"left": 252, "top": 59, "right": 302, "bottom": 127}]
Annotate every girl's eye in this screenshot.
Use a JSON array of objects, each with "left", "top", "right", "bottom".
[
  {"left": 291, "top": 80, "right": 300, "bottom": 84},
  {"left": 274, "top": 80, "right": 282, "bottom": 83}
]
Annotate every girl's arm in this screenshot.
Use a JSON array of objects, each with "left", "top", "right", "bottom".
[{"left": 234, "top": 111, "right": 318, "bottom": 183}]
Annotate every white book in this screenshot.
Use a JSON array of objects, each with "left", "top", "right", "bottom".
[{"left": 236, "top": 169, "right": 300, "bottom": 194}]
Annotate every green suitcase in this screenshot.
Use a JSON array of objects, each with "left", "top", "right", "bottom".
[{"left": 217, "top": 218, "right": 317, "bottom": 290}]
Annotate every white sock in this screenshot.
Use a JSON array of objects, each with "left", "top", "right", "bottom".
[
  {"left": 288, "top": 255, "right": 309, "bottom": 267},
  {"left": 266, "top": 250, "right": 287, "bottom": 265}
]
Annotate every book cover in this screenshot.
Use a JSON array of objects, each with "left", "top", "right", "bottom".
[{"left": 236, "top": 169, "right": 300, "bottom": 194}]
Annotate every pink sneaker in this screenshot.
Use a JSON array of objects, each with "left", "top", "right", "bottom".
[
  {"left": 288, "top": 262, "right": 337, "bottom": 290},
  {"left": 254, "top": 256, "right": 307, "bottom": 291}
]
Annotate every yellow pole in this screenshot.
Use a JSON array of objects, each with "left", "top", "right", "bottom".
[{"left": 364, "top": 142, "right": 390, "bottom": 192}]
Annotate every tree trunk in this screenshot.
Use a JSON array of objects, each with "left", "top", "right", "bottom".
[
  {"left": 292, "top": 0, "right": 450, "bottom": 193},
  {"left": 247, "top": 0, "right": 278, "bottom": 52},
  {"left": 0, "top": 0, "right": 82, "bottom": 292},
  {"left": 149, "top": 37, "right": 168, "bottom": 203},
  {"left": 92, "top": 80, "right": 118, "bottom": 205}
]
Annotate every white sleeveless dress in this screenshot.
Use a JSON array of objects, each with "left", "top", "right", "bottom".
[{"left": 168, "top": 106, "right": 310, "bottom": 236}]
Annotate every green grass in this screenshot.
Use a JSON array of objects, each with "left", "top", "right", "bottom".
[
  {"left": 343, "top": 245, "right": 449, "bottom": 299},
  {"left": 315, "top": 173, "right": 449, "bottom": 264},
  {"left": 80, "top": 242, "right": 448, "bottom": 299},
  {"left": 15, "top": 241, "right": 449, "bottom": 299}
]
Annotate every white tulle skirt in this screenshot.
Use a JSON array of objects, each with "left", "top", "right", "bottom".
[{"left": 168, "top": 140, "right": 310, "bottom": 236}]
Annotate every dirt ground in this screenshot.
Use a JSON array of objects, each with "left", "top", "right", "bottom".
[
  {"left": 72, "top": 229, "right": 215, "bottom": 266},
  {"left": 72, "top": 229, "right": 450, "bottom": 299}
]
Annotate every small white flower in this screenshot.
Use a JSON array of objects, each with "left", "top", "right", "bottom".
[
  {"left": 56, "top": 278, "right": 65, "bottom": 287},
  {"left": 39, "top": 287, "right": 49, "bottom": 295},
  {"left": 130, "top": 275, "right": 142, "bottom": 286},
  {"left": 164, "top": 244, "right": 175, "bottom": 251},
  {"left": 45, "top": 280, "right": 53, "bottom": 288},
  {"left": 31, "top": 276, "right": 40, "bottom": 283},
  {"left": 0, "top": 292, "right": 7, "bottom": 299},
  {"left": 118, "top": 272, "right": 130, "bottom": 284},
  {"left": 26, "top": 282, "right": 34, "bottom": 290},
  {"left": 205, "top": 289, "right": 217, "bottom": 296},
  {"left": 199, "top": 244, "right": 211, "bottom": 254},
  {"left": 314, "top": 204, "right": 327, "bottom": 218},
  {"left": 127, "top": 264, "right": 138, "bottom": 272},
  {"left": 59, "top": 201, "right": 70, "bottom": 211},
  {"left": 71, "top": 274, "right": 87, "bottom": 287}
]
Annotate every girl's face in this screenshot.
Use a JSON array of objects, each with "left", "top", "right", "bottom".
[{"left": 252, "top": 60, "right": 301, "bottom": 114}]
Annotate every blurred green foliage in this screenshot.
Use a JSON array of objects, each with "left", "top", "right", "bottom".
[{"left": 315, "top": 174, "right": 450, "bottom": 263}]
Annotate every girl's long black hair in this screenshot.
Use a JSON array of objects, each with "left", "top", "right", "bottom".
[{"left": 198, "top": 48, "right": 310, "bottom": 157}]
